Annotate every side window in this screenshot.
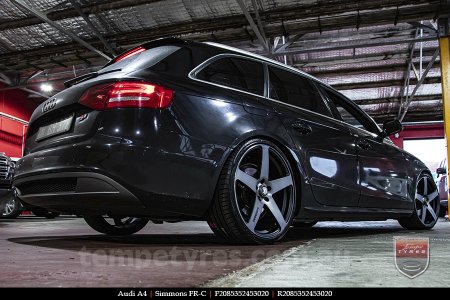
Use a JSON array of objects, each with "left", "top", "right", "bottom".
[
  {"left": 323, "top": 88, "right": 379, "bottom": 133},
  {"left": 268, "top": 66, "right": 332, "bottom": 117},
  {"left": 196, "top": 57, "right": 264, "bottom": 95}
]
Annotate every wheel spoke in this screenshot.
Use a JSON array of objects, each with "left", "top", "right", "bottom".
[
  {"left": 415, "top": 193, "right": 424, "bottom": 203},
  {"left": 428, "top": 190, "right": 439, "bottom": 201},
  {"left": 260, "top": 145, "right": 270, "bottom": 180},
  {"left": 427, "top": 206, "right": 437, "bottom": 221},
  {"left": 423, "top": 177, "right": 428, "bottom": 195},
  {"left": 264, "top": 196, "right": 287, "bottom": 231},
  {"left": 270, "top": 175, "right": 293, "bottom": 194},
  {"left": 236, "top": 169, "right": 258, "bottom": 192},
  {"left": 421, "top": 207, "right": 427, "bottom": 223},
  {"left": 113, "top": 217, "right": 124, "bottom": 226},
  {"left": 123, "top": 217, "right": 134, "bottom": 225},
  {"left": 247, "top": 196, "right": 264, "bottom": 231}
]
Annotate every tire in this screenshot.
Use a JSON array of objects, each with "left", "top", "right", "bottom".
[
  {"left": 84, "top": 215, "right": 149, "bottom": 235},
  {"left": 31, "top": 208, "right": 60, "bottom": 219},
  {"left": 0, "top": 191, "right": 21, "bottom": 219},
  {"left": 208, "top": 139, "right": 297, "bottom": 244},
  {"left": 398, "top": 173, "right": 440, "bottom": 230},
  {"left": 292, "top": 221, "right": 317, "bottom": 228}
]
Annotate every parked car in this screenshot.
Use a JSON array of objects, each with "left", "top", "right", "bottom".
[
  {"left": 0, "top": 153, "right": 60, "bottom": 219},
  {"left": 436, "top": 158, "right": 448, "bottom": 218},
  {"left": 13, "top": 38, "right": 440, "bottom": 244},
  {"left": 0, "top": 153, "right": 20, "bottom": 218}
]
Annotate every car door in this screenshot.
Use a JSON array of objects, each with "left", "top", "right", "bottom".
[
  {"left": 322, "top": 88, "right": 410, "bottom": 209},
  {"left": 267, "top": 65, "right": 360, "bottom": 207}
]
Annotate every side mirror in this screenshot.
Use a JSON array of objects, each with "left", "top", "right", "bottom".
[
  {"left": 382, "top": 119, "right": 402, "bottom": 137},
  {"left": 437, "top": 167, "right": 447, "bottom": 175}
]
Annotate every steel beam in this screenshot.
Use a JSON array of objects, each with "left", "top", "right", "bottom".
[
  {"left": 308, "top": 61, "right": 440, "bottom": 77},
  {"left": 397, "top": 29, "right": 419, "bottom": 118},
  {"left": 438, "top": 14, "right": 450, "bottom": 214},
  {"left": 12, "top": 0, "right": 111, "bottom": 60},
  {"left": 274, "top": 36, "right": 438, "bottom": 56},
  {"left": 0, "top": 0, "right": 166, "bottom": 31},
  {"left": 251, "top": 0, "right": 266, "bottom": 41},
  {"left": 0, "top": 79, "right": 49, "bottom": 98},
  {"left": 236, "top": 0, "right": 269, "bottom": 52},
  {"left": 399, "top": 48, "right": 440, "bottom": 121},
  {"left": 68, "top": 0, "right": 117, "bottom": 56},
  {"left": 273, "top": 34, "right": 304, "bottom": 54}
]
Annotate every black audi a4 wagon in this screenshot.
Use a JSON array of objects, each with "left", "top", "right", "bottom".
[{"left": 14, "top": 38, "right": 439, "bottom": 244}]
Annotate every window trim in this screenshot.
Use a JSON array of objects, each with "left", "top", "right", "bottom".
[
  {"left": 188, "top": 53, "right": 268, "bottom": 97},
  {"left": 319, "top": 85, "right": 382, "bottom": 137},
  {"left": 266, "top": 64, "right": 334, "bottom": 118},
  {"left": 189, "top": 53, "right": 380, "bottom": 135}
]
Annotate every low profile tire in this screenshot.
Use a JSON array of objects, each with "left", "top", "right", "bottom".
[
  {"left": 208, "top": 139, "right": 297, "bottom": 244},
  {"left": 398, "top": 173, "right": 440, "bottom": 230},
  {"left": 0, "top": 191, "right": 21, "bottom": 219},
  {"left": 31, "top": 208, "right": 60, "bottom": 219},
  {"left": 84, "top": 215, "right": 149, "bottom": 235},
  {"left": 292, "top": 221, "right": 317, "bottom": 228}
]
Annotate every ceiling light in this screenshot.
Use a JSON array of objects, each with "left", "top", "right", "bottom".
[{"left": 40, "top": 83, "right": 53, "bottom": 92}]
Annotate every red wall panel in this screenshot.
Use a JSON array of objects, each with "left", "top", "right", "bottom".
[
  {"left": 390, "top": 123, "right": 444, "bottom": 149},
  {"left": 0, "top": 83, "right": 37, "bottom": 158}
]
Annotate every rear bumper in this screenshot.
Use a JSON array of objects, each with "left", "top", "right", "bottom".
[
  {"left": 14, "top": 133, "right": 228, "bottom": 218},
  {"left": 14, "top": 172, "right": 144, "bottom": 216}
]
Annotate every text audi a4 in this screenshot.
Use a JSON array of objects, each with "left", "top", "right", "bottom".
[{"left": 14, "top": 38, "right": 440, "bottom": 244}]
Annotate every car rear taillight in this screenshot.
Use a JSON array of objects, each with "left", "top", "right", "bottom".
[
  {"left": 113, "top": 46, "right": 146, "bottom": 62},
  {"left": 79, "top": 82, "right": 174, "bottom": 110}
]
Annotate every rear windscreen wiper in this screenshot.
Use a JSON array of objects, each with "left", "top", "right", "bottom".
[{"left": 64, "top": 68, "right": 122, "bottom": 88}]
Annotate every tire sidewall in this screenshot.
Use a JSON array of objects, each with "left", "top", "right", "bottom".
[{"left": 0, "top": 190, "right": 21, "bottom": 219}]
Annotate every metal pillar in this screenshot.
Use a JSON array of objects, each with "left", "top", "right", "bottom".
[{"left": 438, "top": 16, "right": 450, "bottom": 212}]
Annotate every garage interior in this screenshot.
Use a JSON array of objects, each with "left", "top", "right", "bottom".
[{"left": 0, "top": 0, "right": 450, "bottom": 287}]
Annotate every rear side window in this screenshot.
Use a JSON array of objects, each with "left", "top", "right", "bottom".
[
  {"left": 101, "top": 45, "right": 181, "bottom": 74},
  {"left": 268, "top": 66, "right": 332, "bottom": 117},
  {"left": 196, "top": 57, "right": 265, "bottom": 95}
]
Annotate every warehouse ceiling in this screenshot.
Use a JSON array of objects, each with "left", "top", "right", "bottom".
[{"left": 0, "top": 0, "right": 449, "bottom": 123}]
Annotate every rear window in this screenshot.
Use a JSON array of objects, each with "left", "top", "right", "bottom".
[
  {"left": 196, "top": 57, "right": 265, "bottom": 96},
  {"left": 100, "top": 45, "right": 181, "bottom": 74}
]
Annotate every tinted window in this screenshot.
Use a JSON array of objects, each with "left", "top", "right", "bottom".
[
  {"left": 323, "top": 89, "right": 379, "bottom": 133},
  {"left": 268, "top": 66, "right": 331, "bottom": 116},
  {"left": 196, "top": 57, "right": 264, "bottom": 95}
]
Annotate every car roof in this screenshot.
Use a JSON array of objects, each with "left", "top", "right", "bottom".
[{"left": 137, "top": 37, "right": 332, "bottom": 89}]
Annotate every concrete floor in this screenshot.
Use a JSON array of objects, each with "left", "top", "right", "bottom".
[{"left": 0, "top": 217, "right": 449, "bottom": 287}]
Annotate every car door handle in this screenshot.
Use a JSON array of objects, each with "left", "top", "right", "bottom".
[
  {"left": 291, "top": 121, "right": 312, "bottom": 134},
  {"left": 357, "top": 139, "right": 371, "bottom": 150}
]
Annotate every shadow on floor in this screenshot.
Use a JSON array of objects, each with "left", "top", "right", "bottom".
[{"left": 7, "top": 222, "right": 406, "bottom": 252}]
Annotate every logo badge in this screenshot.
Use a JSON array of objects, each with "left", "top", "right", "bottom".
[
  {"left": 42, "top": 98, "right": 57, "bottom": 113},
  {"left": 394, "top": 237, "right": 429, "bottom": 278}
]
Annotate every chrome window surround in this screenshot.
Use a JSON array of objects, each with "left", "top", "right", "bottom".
[{"left": 189, "top": 52, "right": 381, "bottom": 138}]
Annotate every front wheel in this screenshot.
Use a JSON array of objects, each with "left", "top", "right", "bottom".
[
  {"left": 84, "top": 215, "right": 149, "bottom": 235},
  {"left": 0, "top": 191, "right": 21, "bottom": 219},
  {"left": 208, "top": 139, "right": 297, "bottom": 244},
  {"left": 398, "top": 173, "right": 439, "bottom": 230}
]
